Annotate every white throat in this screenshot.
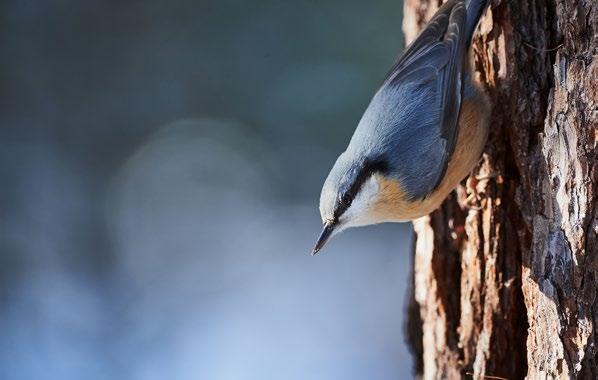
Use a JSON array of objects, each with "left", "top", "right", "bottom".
[{"left": 338, "top": 175, "right": 381, "bottom": 229}]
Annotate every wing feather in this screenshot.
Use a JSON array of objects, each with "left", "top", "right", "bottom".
[{"left": 381, "top": 0, "right": 467, "bottom": 199}]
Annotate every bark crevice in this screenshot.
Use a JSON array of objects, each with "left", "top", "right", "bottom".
[{"left": 404, "top": 0, "right": 597, "bottom": 378}]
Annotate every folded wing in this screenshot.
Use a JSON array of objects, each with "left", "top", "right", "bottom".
[{"left": 381, "top": 0, "right": 467, "bottom": 199}]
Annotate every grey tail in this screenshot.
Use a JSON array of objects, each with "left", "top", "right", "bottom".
[{"left": 465, "top": 0, "right": 491, "bottom": 45}]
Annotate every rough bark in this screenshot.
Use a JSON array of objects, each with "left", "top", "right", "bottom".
[{"left": 404, "top": 1, "right": 598, "bottom": 379}]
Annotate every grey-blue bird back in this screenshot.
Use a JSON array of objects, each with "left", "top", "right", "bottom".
[{"left": 346, "top": 0, "right": 488, "bottom": 200}]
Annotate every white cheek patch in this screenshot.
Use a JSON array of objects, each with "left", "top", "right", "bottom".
[{"left": 340, "top": 175, "right": 381, "bottom": 228}]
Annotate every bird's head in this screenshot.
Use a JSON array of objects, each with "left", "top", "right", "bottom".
[{"left": 313, "top": 152, "right": 404, "bottom": 254}]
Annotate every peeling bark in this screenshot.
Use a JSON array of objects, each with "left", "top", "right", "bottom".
[{"left": 404, "top": 1, "right": 597, "bottom": 379}]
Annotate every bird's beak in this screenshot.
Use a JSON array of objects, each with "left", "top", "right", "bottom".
[{"left": 312, "top": 222, "right": 336, "bottom": 255}]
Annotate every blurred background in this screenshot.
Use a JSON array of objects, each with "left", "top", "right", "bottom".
[{"left": 0, "top": 0, "right": 414, "bottom": 379}]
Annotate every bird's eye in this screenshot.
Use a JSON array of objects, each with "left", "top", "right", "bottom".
[{"left": 341, "top": 194, "right": 352, "bottom": 206}]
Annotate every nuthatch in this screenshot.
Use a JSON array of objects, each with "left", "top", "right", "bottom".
[{"left": 313, "top": 0, "right": 491, "bottom": 254}]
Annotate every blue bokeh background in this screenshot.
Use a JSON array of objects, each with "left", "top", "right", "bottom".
[{"left": 0, "top": 1, "right": 414, "bottom": 379}]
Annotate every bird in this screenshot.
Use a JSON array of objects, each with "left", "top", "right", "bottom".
[{"left": 313, "top": 0, "right": 492, "bottom": 255}]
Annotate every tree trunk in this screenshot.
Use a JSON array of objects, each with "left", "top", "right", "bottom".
[{"left": 404, "top": 1, "right": 598, "bottom": 379}]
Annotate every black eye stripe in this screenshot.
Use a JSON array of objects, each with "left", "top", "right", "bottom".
[
  {"left": 333, "top": 158, "right": 387, "bottom": 220},
  {"left": 338, "top": 193, "right": 352, "bottom": 208}
]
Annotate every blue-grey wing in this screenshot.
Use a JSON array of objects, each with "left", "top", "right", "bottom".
[{"left": 382, "top": 0, "right": 467, "bottom": 199}]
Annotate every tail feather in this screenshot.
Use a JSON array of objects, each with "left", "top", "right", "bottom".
[{"left": 465, "top": 0, "right": 491, "bottom": 44}]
